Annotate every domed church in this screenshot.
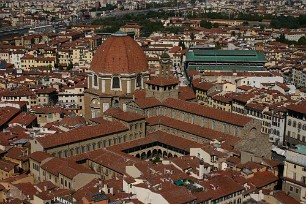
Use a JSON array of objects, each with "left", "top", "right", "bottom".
[{"left": 84, "top": 31, "right": 149, "bottom": 119}]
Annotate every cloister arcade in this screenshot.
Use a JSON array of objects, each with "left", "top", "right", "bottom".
[{"left": 122, "top": 141, "right": 189, "bottom": 160}]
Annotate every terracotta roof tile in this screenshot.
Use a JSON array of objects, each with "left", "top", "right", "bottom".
[
  {"left": 248, "top": 171, "right": 278, "bottom": 188},
  {"left": 4, "top": 147, "right": 28, "bottom": 162},
  {"left": 36, "top": 119, "right": 128, "bottom": 149},
  {"left": 104, "top": 108, "right": 145, "bottom": 122},
  {"left": 162, "top": 98, "right": 253, "bottom": 127},
  {"left": 41, "top": 157, "right": 96, "bottom": 179},
  {"left": 178, "top": 86, "right": 196, "bottom": 101},
  {"left": 29, "top": 151, "right": 51, "bottom": 163},
  {"left": 146, "top": 116, "right": 240, "bottom": 145},
  {"left": 8, "top": 112, "right": 36, "bottom": 127},
  {"left": 91, "top": 34, "right": 148, "bottom": 74},
  {"left": 0, "top": 107, "right": 21, "bottom": 127},
  {"left": 134, "top": 97, "right": 161, "bottom": 109},
  {"left": 273, "top": 191, "right": 300, "bottom": 204},
  {"left": 145, "top": 77, "right": 179, "bottom": 86}
]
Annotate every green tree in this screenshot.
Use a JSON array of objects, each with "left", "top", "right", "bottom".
[
  {"left": 190, "top": 32, "right": 195, "bottom": 40},
  {"left": 200, "top": 20, "right": 212, "bottom": 28},
  {"left": 67, "top": 63, "right": 73, "bottom": 70},
  {"left": 215, "top": 42, "right": 222, "bottom": 49},
  {"left": 212, "top": 23, "right": 219, "bottom": 28},
  {"left": 271, "top": 15, "right": 300, "bottom": 29},
  {"left": 277, "top": 33, "right": 286, "bottom": 43},
  {"left": 47, "top": 64, "right": 52, "bottom": 69},
  {"left": 179, "top": 40, "right": 186, "bottom": 49},
  {"left": 242, "top": 21, "right": 249, "bottom": 26},
  {"left": 298, "top": 36, "right": 306, "bottom": 45}
]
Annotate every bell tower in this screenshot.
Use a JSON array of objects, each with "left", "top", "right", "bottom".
[
  {"left": 159, "top": 52, "right": 171, "bottom": 78},
  {"left": 145, "top": 52, "right": 179, "bottom": 102}
]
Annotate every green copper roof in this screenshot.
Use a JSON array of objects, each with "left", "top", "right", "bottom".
[
  {"left": 295, "top": 145, "right": 306, "bottom": 156},
  {"left": 174, "top": 180, "right": 184, "bottom": 186},
  {"left": 112, "top": 31, "right": 128, "bottom": 37},
  {"left": 186, "top": 50, "right": 265, "bottom": 62},
  {"left": 188, "top": 65, "right": 265, "bottom": 71}
]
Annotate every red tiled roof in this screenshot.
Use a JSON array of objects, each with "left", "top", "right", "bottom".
[
  {"left": 12, "top": 183, "right": 38, "bottom": 199},
  {"left": 237, "top": 161, "right": 266, "bottom": 171},
  {"left": 109, "top": 130, "right": 203, "bottom": 155},
  {"left": 226, "top": 156, "right": 241, "bottom": 165},
  {"left": 4, "top": 147, "right": 28, "bottom": 162},
  {"left": 237, "top": 85, "right": 253, "bottom": 91},
  {"left": 41, "top": 157, "right": 96, "bottom": 179},
  {"left": 29, "top": 151, "right": 51, "bottom": 163},
  {"left": 195, "top": 174, "right": 244, "bottom": 201},
  {"left": 60, "top": 116, "right": 86, "bottom": 128},
  {"left": 8, "top": 112, "right": 36, "bottom": 127},
  {"left": 273, "top": 191, "right": 300, "bottom": 204},
  {"left": 178, "top": 86, "right": 196, "bottom": 101},
  {"left": 36, "top": 88, "right": 57, "bottom": 94},
  {"left": 21, "top": 54, "right": 35, "bottom": 60},
  {"left": 287, "top": 104, "right": 306, "bottom": 115},
  {"left": 145, "top": 77, "right": 179, "bottom": 86},
  {"left": 0, "top": 107, "right": 20, "bottom": 127},
  {"left": 134, "top": 97, "right": 161, "bottom": 109},
  {"left": 146, "top": 116, "right": 240, "bottom": 145},
  {"left": 104, "top": 108, "right": 145, "bottom": 122},
  {"left": 0, "top": 159, "right": 17, "bottom": 172},
  {"left": 162, "top": 98, "right": 253, "bottom": 127},
  {"left": 160, "top": 186, "right": 196, "bottom": 204},
  {"left": 192, "top": 79, "right": 215, "bottom": 91},
  {"left": 36, "top": 119, "right": 128, "bottom": 149},
  {"left": 248, "top": 171, "right": 278, "bottom": 188},
  {"left": 91, "top": 34, "right": 148, "bottom": 74}
]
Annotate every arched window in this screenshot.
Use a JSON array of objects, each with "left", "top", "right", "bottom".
[
  {"left": 288, "top": 119, "right": 292, "bottom": 126},
  {"left": 108, "top": 139, "right": 112, "bottom": 146},
  {"left": 64, "top": 150, "right": 68, "bottom": 157},
  {"left": 303, "top": 124, "right": 306, "bottom": 131},
  {"left": 70, "top": 149, "right": 74, "bottom": 156},
  {"left": 293, "top": 121, "right": 296, "bottom": 127},
  {"left": 136, "top": 75, "right": 142, "bottom": 87},
  {"left": 298, "top": 122, "right": 302, "bottom": 129},
  {"left": 93, "top": 75, "right": 98, "bottom": 86},
  {"left": 112, "top": 76, "right": 120, "bottom": 89}
]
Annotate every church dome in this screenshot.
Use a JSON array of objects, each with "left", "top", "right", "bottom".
[{"left": 90, "top": 32, "right": 148, "bottom": 75}]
